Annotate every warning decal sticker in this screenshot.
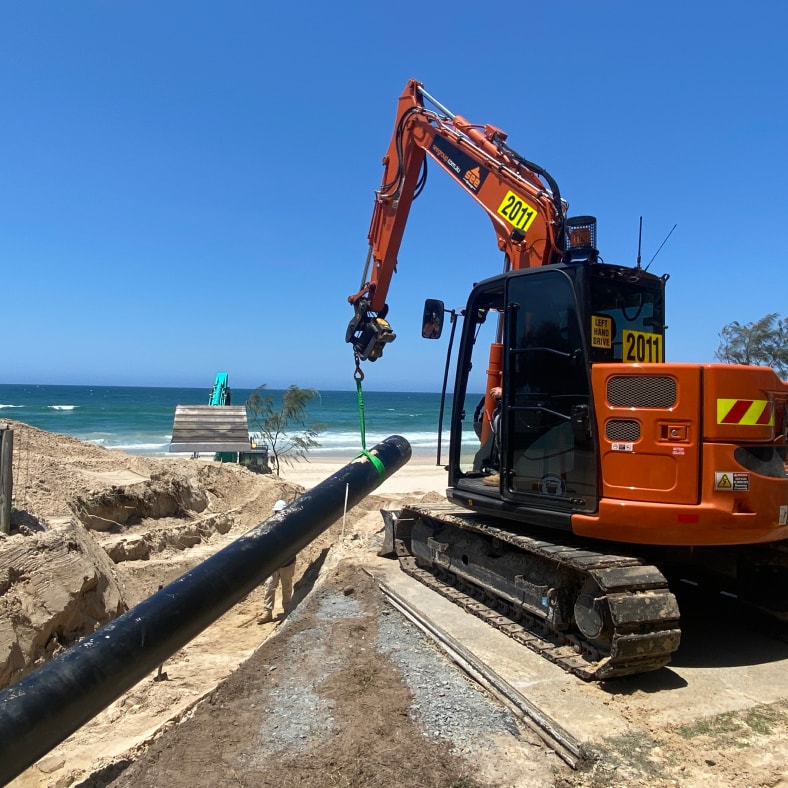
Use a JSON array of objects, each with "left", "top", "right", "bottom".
[
  {"left": 717, "top": 398, "right": 775, "bottom": 426},
  {"left": 612, "top": 442, "right": 634, "bottom": 452},
  {"left": 714, "top": 471, "right": 750, "bottom": 491},
  {"left": 591, "top": 315, "right": 612, "bottom": 349}
]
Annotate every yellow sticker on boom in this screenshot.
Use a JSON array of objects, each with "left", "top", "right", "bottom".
[
  {"left": 622, "top": 329, "right": 663, "bottom": 363},
  {"left": 497, "top": 191, "right": 538, "bottom": 232}
]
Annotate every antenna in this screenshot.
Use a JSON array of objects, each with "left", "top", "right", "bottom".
[
  {"left": 644, "top": 223, "right": 677, "bottom": 272},
  {"left": 636, "top": 216, "right": 643, "bottom": 269}
]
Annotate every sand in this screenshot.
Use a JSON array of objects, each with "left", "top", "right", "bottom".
[
  {"left": 279, "top": 453, "right": 449, "bottom": 496},
  {"left": 6, "top": 423, "right": 788, "bottom": 787},
  {"left": 2, "top": 423, "right": 471, "bottom": 786}
]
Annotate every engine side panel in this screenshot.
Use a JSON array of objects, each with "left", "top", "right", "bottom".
[
  {"left": 576, "top": 363, "right": 788, "bottom": 546},
  {"left": 592, "top": 363, "right": 701, "bottom": 505}
]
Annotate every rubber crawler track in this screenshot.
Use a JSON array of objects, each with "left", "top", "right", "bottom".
[{"left": 397, "top": 504, "right": 681, "bottom": 680}]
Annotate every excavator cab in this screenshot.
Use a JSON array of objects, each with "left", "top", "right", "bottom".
[{"left": 448, "top": 262, "right": 667, "bottom": 527}]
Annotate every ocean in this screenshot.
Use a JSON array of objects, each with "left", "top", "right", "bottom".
[{"left": 0, "top": 384, "right": 452, "bottom": 459}]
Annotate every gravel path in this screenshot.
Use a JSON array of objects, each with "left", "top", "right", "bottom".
[{"left": 376, "top": 605, "right": 521, "bottom": 755}]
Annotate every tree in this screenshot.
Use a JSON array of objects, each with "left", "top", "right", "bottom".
[
  {"left": 715, "top": 313, "right": 788, "bottom": 378},
  {"left": 246, "top": 385, "right": 325, "bottom": 475}
]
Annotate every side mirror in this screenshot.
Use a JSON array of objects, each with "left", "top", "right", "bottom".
[{"left": 422, "top": 299, "right": 445, "bottom": 339}]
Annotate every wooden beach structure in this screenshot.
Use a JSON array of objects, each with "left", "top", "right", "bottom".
[{"left": 168, "top": 405, "right": 252, "bottom": 455}]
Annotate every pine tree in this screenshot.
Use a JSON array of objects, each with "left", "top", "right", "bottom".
[{"left": 715, "top": 313, "right": 788, "bottom": 377}]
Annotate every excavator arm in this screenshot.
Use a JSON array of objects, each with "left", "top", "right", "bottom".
[
  {"left": 209, "top": 373, "right": 231, "bottom": 406},
  {"left": 347, "top": 79, "right": 569, "bottom": 362}
]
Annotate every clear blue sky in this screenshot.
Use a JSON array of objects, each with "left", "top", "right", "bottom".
[{"left": 2, "top": 2, "right": 786, "bottom": 392}]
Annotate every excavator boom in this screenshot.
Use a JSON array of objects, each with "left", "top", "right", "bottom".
[{"left": 347, "top": 79, "right": 570, "bottom": 361}]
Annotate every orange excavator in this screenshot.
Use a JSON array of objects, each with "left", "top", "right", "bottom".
[{"left": 347, "top": 79, "right": 788, "bottom": 679}]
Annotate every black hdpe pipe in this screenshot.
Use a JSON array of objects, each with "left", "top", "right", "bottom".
[{"left": 0, "top": 435, "right": 411, "bottom": 785}]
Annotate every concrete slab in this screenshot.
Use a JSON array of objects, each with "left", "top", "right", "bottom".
[{"left": 365, "top": 554, "right": 788, "bottom": 751}]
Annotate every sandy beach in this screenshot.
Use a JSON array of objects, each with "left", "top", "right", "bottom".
[{"left": 279, "top": 453, "right": 449, "bottom": 496}]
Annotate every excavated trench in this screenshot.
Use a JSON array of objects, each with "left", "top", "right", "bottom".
[
  {"left": 1, "top": 463, "right": 302, "bottom": 693},
  {"left": 69, "top": 473, "right": 210, "bottom": 531}
]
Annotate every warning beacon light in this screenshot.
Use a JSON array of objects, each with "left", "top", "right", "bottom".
[{"left": 564, "top": 215, "right": 599, "bottom": 263}]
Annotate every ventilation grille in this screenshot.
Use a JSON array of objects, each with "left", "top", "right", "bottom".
[
  {"left": 607, "top": 376, "right": 676, "bottom": 408},
  {"left": 606, "top": 419, "right": 641, "bottom": 441}
]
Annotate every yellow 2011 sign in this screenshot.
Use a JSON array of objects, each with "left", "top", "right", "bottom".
[
  {"left": 497, "top": 191, "right": 538, "bottom": 232},
  {"left": 622, "top": 329, "right": 663, "bottom": 363}
]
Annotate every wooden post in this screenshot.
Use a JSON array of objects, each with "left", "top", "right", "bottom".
[{"left": 0, "top": 423, "right": 12, "bottom": 535}]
